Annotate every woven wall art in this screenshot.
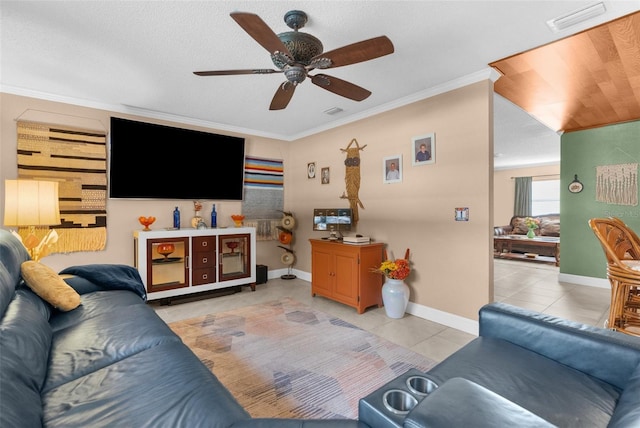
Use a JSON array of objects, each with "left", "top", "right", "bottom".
[
  {"left": 242, "top": 156, "right": 284, "bottom": 240},
  {"left": 596, "top": 163, "right": 638, "bottom": 206},
  {"left": 16, "top": 121, "right": 107, "bottom": 254},
  {"left": 340, "top": 138, "right": 366, "bottom": 225}
]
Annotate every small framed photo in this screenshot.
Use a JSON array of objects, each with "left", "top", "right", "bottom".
[
  {"left": 383, "top": 155, "right": 402, "bottom": 184},
  {"left": 321, "top": 167, "right": 330, "bottom": 184},
  {"left": 307, "top": 162, "right": 316, "bottom": 179},
  {"left": 412, "top": 133, "right": 435, "bottom": 166},
  {"left": 455, "top": 207, "right": 469, "bottom": 221}
]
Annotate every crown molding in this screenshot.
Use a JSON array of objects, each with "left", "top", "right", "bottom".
[{"left": 2, "top": 67, "right": 499, "bottom": 142}]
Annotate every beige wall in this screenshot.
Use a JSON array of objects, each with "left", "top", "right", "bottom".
[
  {"left": 287, "top": 81, "right": 494, "bottom": 320},
  {"left": 2, "top": 80, "right": 494, "bottom": 324},
  {"left": 0, "top": 93, "right": 289, "bottom": 273},
  {"left": 493, "top": 164, "right": 560, "bottom": 226}
]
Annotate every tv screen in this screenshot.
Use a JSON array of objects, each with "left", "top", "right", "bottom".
[
  {"left": 313, "top": 208, "right": 352, "bottom": 232},
  {"left": 109, "top": 117, "right": 245, "bottom": 200}
]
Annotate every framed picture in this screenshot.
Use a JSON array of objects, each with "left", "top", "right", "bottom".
[
  {"left": 455, "top": 207, "right": 469, "bottom": 221},
  {"left": 383, "top": 155, "right": 402, "bottom": 184},
  {"left": 412, "top": 133, "right": 435, "bottom": 166},
  {"left": 321, "top": 167, "right": 330, "bottom": 184},
  {"left": 307, "top": 162, "right": 316, "bottom": 179}
]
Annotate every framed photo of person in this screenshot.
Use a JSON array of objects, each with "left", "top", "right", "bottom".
[
  {"left": 412, "top": 133, "right": 435, "bottom": 166},
  {"left": 321, "top": 167, "right": 330, "bottom": 184},
  {"left": 383, "top": 155, "right": 402, "bottom": 184}
]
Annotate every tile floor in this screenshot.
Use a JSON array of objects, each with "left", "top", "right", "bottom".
[{"left": 152, "top": 259, "right": 611, "bottom": 363}]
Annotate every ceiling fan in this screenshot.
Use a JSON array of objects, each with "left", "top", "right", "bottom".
[{"left": 194, "top": 10, "right": 394, "bottom": 110}]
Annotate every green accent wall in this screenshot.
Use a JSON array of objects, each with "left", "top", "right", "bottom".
[{"left": 561, "top": 120, "right": 640, "bottom": 278}]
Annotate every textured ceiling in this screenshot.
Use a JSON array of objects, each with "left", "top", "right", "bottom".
[{"left": 2, "top": 1, "right": 639, "bottom": 169}]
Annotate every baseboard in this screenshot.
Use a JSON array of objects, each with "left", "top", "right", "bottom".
[
  {"left": 267, "top": 268, "right": 311, "bottom": 282},
  {"left": 272, "top": 269, "right": 479, "bottom": 335},
  {"left": 266, "top": 269, "right": 606, "bottom": 335},
  {"left": 558, "top": 273, "right": 609, "bottom": 289},
  {"left": 407, "top": 302, "right": 479, "bottom": 336}
]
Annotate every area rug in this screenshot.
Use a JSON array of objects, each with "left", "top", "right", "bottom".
[{"left": 168, "top": 297, "right": 437, "bottom": 419}]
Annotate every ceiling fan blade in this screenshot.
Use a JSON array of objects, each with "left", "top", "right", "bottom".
[
  {"left": 270, "top": 81, "right": 296, "bottom": 110},
  {"left": 231, "top": 12, "right": 293, "bottom": 59},
  {"left": 310, "top": 36, "right": 394, "bottom": 69},
  {"left": 194, "top": 69, "right": 280, "bottom": 76},
  {"left": 311, "top": 74, "right": 371, "bottom": 101}
]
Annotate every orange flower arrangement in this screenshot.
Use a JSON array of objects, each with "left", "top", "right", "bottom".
[{"left": 372, "top": 249, "right": 411, "bottom": 280}]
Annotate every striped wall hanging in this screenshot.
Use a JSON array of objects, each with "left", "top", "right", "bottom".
[
  {"left": 242, "top": 156, "right": 284, "bottom": 241},
  {"left": 16, "top": 121, "right": 107, "bottom": 254}
]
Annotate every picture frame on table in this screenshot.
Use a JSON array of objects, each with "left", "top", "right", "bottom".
[
  {"left": 383, "top": 155, "right": 402, "bottom": 184},
  {"left": 412, "top": 133, "right": 435, "bottom": 166}
]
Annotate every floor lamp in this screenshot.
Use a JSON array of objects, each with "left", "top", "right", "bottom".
[{"left": 4, "top": 179, "right": 61, "bottom": 262}]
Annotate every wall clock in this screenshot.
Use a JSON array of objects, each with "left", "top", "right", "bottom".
[
  {"left": 307, "top": 162, "right": 316, "bottom": 179},
  {"left": 568, "top": 175, "right": 583, "bottom": 193}
]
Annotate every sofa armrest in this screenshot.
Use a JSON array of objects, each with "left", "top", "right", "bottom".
[
  {"left": 404, "top": 378, "right": 554, "bottom": 428},
  {"left": 479, "top": 302, "right": 640, "bottom": 389},
  {"left": 493, "top": 226, "right": 512, "bottom": 236}
]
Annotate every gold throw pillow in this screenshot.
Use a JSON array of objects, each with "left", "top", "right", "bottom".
[{"left": 21, "top": 261, "right": 81, "bottom": 311}]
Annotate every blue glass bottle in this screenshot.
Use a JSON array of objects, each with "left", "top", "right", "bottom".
[
  {"left": 173, "top": 207, "right": 180, "bottom": 229},
  {"left": 210, "top": 204, "right": 217, "bottom": 228}
]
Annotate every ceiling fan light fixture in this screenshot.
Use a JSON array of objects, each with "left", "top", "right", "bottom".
[
  {"left": 272, "top": 31, "right": 323, "bottom": 67},
  {"left": 546, "top": 2, "right": 606, "bottom": 32}
]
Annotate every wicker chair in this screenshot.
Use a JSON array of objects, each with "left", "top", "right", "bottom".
[{"left": 589, "top": 217, "right": 640, "bottom": 336}]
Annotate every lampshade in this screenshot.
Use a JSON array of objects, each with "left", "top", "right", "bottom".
[{"left": 4, "top": 179, "right": 61, "bottom": 227}]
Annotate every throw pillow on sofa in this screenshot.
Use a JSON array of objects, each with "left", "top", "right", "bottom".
[
  {"left": 539, "top": 218, "right": 560, "bottom": 236},
  {"left": 512, "top": 217, "right": 530, "bottom": 234},
  {"left": 21, "top": 261, "right": 81, "bottom": 311}
]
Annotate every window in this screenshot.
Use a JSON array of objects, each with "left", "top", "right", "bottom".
[{"left": 532, "top": 179, "right": 560, "bottom": 215}]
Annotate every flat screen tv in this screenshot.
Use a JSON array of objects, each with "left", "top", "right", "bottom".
[
  {"left": 313, "top": 208, "right": 352, "bottom": 232},
  {"left": 109, "top": 117, "right": 245, "bottom": 200}
]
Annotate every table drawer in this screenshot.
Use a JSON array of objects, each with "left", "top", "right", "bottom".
[
  {"left": 192, "top": 268, "right": 216, "bottom": 285},
  {"left": 193, "top": 236, "right": 216, "bottom": 252},
  {"left": 193, "top": 253, "right": 215, "bottom": 268}
]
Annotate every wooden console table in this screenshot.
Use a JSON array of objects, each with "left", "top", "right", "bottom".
[
  {"left": 494, "top": 235, "right": 560, "bottom": 266},
  {"left": 310, "top": 239, "right": 384, "bottom": 313}
]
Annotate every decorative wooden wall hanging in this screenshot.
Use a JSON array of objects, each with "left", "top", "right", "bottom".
[
  {"left": 596, "top": 163, "right": 638, "bottom": 206},
  {"left": 340, "top": 138, "right": 366, "bottom": 225},
  {"left": 17, "top": 121, "right": 107, "bottom": 254}
]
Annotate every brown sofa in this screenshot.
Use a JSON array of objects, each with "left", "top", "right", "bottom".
[{"left": 494, "top": 214, "right": 560, "bottom": 258}]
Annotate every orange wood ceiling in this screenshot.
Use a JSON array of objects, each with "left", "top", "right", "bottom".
[{"left": 490, "top": 11, "right": 640, "bottom": 133}]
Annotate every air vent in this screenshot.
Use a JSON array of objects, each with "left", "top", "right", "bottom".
[
  {"left": 546, "top": 2, "right": 606, "bottom": 32},
  {"left": 323, "top": 107, "right": 344, "bottom": 115}
]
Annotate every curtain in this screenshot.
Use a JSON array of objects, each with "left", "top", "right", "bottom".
[{"left": 514, "top": 176, "right": 532, "bottom": 216}]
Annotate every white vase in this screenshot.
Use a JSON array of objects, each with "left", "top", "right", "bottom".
[{"left": 382, "top": 278, "right": 410, "bottom": 318}]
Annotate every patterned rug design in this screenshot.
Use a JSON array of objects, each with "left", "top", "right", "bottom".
[{"left": 169, "top": 298, "right": 437, "bottom": 419}]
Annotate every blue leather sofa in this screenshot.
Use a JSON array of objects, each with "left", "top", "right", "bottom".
[
  {"left": 4, "top": 220, "right": 640, "bottom": 427},
  {"left": 359, "top": 302, "right": 640, "bottom": 427},
  {"left": 0, "top": 229, "right": 363, "bottom": 428}
]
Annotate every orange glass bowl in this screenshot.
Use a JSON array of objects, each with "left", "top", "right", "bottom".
[
  {"left": 156, "top": 243, "right": 175, "bottom": 259},
  {"left": 138, "top": 216, "right": 156, "bottom": 231},
  {"left": 231, "top": 214, "right": 245, "bottom": 227}
]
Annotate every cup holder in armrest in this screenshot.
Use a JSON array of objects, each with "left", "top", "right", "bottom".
[
  {"left": 406, "top": 375, "right": 438, "bottom": 396},
  {"left": 382, "top": 389, "right": 418, "bottom": 415}
]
